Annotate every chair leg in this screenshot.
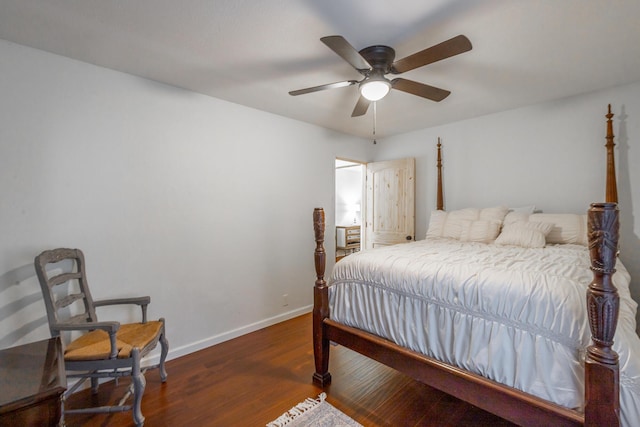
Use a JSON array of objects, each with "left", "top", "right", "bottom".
[
  {"left": 159, "top": 318, "right": 169, "bottom": 382},
  {"left": 91, "top": 377, "right": 99, "bottom": 394},
  {"left": 60, "top": 395, "right": 66, "bottom": 426},
  {"left": 131, "top": 348, "right": 146, "bottom": 427}
]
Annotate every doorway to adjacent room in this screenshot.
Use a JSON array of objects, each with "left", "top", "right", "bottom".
[{"left": 335, "top": 158, "right": 365, "bottom": 261}]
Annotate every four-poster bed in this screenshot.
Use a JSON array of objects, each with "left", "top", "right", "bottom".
[{"left": 312, "top": 105, "right": 639, "bottom": 426}]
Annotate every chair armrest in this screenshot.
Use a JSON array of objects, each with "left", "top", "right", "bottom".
[
  {"left": 53, "top": 321, "right": 121, "bottom": 358},
  {"left": 93, "top": 296, "right": 151, "bottom": 323},
  {"left": 93, "top": 296, "right": 151, "bottom": 307}
]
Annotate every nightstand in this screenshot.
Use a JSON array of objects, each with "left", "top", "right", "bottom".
[{"left": 336, "top": 225, "right": 360, "bottom": 258}]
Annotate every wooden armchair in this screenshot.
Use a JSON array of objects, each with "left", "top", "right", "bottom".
[{"left": 34, "top": 248, "right": 168, "bottom": 426}]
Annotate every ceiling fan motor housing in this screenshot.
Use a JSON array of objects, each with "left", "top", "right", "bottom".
[{"left": 358, "top": 45, "right": 396, "bottom": 75}]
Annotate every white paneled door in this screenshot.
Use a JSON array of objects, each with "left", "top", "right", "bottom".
[{"left": 365, "top": 158, "right": 415, "bottom": 249}]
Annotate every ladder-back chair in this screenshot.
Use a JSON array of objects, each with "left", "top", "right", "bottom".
[{"left": 34, "top": 248, "right": 168, "bottom": 426}]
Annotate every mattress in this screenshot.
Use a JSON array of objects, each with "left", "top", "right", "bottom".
[{"left": 329, "top": 238, "right": 640, "bottom": 426}]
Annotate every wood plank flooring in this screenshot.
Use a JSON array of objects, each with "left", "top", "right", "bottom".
[{"left": 66, "top": 313, "right": 516, "bottom": 426}]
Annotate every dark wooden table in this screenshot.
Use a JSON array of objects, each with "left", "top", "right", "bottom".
[{"left": 0, "top": 337, "right": 66, "bottom": 426}]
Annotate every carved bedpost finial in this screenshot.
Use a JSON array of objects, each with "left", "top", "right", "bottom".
[
  {"left": 313, "top": 208, "right": 326, "bottom": 286},
  {"left": 605, "top": 105, "right": 618, "bottom": 203},
  {"left": 585, "top": 202, "right": 620, "bottom": 426}
]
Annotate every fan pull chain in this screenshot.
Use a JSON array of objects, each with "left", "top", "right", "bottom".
[{"left": 373, "top": 101, "right": 377, "bottom": 144}]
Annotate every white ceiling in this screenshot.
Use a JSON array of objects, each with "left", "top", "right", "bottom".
[{"left": 1, "top": 0, "right": 639, "bottom": 139}]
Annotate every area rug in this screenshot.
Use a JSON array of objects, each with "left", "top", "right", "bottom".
[{"left": 266, "top": 392, "right": 362, "bottom": 427}]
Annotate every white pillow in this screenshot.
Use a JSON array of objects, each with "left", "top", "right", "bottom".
[
  {"left": 459, "top": 220, "right": 502, "bottom": 243},
  {"left": 495, "top": 220, "right": 554, "bottom": 248},
  {"left": 441, "top": 208, "right": 482, "bottom": 239},
  {"left": 426, "top": 210, "right": 448, "bottom": 238},
  {"left": 479, "top": 206, "right": 511, "bottom": 223},
  {"left": 495, "top": 226, "right": 547, "bottom": 248},
  {"left": 503, "top": 211, "right": 530, "bottom": 227},
  {"left": 521, "top": 220, "right": 554, "bottom": 236},
  {"left": 529, "top": 213, "right": 588, "bottom": 245},
  {"left": 427, "top": 206, "right": 509, "bottom": 240}
]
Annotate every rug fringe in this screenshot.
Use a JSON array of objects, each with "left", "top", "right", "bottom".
[{"left": 266, "top": 392, "right": 327, "bottom": 427}]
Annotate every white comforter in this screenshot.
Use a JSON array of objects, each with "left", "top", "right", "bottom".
[{"left": 329, "top": 238, "right": 640, "bottom": 426}]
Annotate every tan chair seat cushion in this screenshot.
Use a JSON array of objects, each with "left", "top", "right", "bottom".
[{"left": 64, "top": 321, "right": 163, "bottom": 361}]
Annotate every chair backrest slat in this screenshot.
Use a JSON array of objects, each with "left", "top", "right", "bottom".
[
  {"left": 34, "top": 248, "right": 98, "bottom": 337},
  {"left": 55, "top": 293, "right": 86, "bottom": 309},
  {"left": 48, "top": 271, "right": 83, "bottom": 287}
]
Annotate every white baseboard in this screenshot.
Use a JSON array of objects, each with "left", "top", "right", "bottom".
[{"left": 142, "top": 305, "right": 313, "bottom": 367}]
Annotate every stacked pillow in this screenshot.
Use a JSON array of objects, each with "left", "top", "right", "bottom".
[
  {"left": 529, "top": 213, "right": 588, "bottom": 246},
  {"left": 426, "top": 206, "right": 509, "bottom": 243},
  {"left": 495, "top": 213, "right": 554, "bottom": 248},
  {"left": 427, "top": 207, "right": 588, "bottom": 247}
]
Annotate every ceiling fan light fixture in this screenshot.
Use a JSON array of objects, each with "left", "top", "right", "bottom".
[{"left": 360, "top": 78, "right": 391, "bottom": 101}]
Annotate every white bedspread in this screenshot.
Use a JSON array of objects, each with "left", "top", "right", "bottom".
[{"left": 329, "top": 238, "right": 640, "bottom": 426}]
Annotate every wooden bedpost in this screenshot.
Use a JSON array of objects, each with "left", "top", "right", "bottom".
[
  {"left": 312, "top": 208, "right": 331, "bottom": 386},
  {"left": 585, "top": 202, "right": 620, "bottom": 426},
  {"left": 605, "top": 105, "right": 618, "bottom": 203},
  {"left": 436, "top": 138, "right": 444, "bottom": 211}
]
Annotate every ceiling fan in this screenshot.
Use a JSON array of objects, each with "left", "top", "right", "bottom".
[{"left": 289, "top": 35, "right": 472, "bottom": 117}]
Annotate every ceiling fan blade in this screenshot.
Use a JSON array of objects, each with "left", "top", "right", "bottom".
[
  {"left": 391, "top": 78, "right": 451, "bottom": 102},
  {"left": 351, "top": 95, "right": 371, "bottom": 117},
  {"left": 391, "top": 35, "right": 472, "bottom": 74},
  {"left": 289, "top": 80, "right": 358, "bottom": 96},
  {"left": 321, "top": 36, "right": 372, "bottom": 72}
]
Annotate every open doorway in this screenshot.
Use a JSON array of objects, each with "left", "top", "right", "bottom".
[{"left": 335, "top": 158, "right": 365, "bottom": 261}]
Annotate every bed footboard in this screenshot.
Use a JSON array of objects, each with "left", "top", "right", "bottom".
[{"left": 312, "top": 203, "right": 621, "bottom": 426}]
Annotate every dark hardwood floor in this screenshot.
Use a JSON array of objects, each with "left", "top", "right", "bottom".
[{"left": 66, "top": 313, "right": 517, "bottom": 426}]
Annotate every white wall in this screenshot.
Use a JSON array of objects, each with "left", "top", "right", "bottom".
[
  {"left": 0, "top": 40, "right": 371, "bottom": 359},
  {"left": 3, "top": 37, "right": 638, "bottom": 359},
  {"left": 373, "top": 81, "right": 640, "bottom": 329}
]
